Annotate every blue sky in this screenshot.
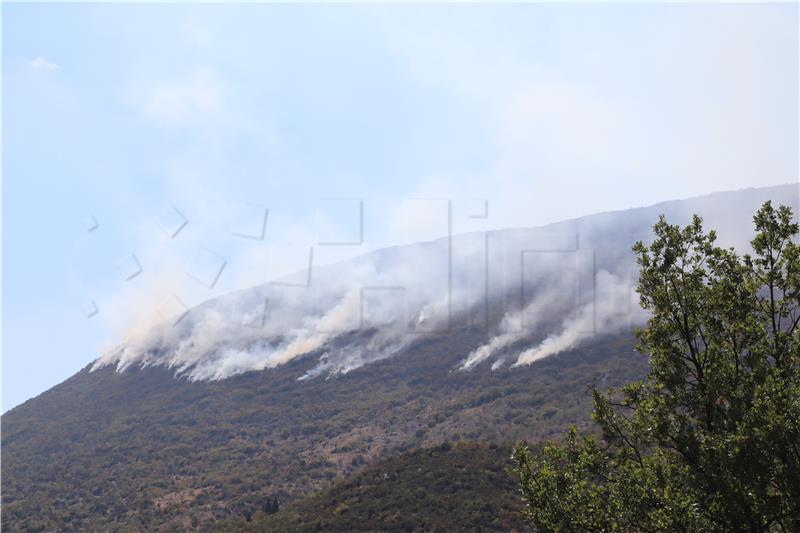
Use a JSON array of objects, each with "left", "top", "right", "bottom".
[{"left": 2, "top": 2, "right": 798, "bottom": 411}]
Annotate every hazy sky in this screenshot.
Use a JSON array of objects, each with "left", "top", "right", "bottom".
[{"left": 2, "top": 2, "right": 798, "bottom": 411}]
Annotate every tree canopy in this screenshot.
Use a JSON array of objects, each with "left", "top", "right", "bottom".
[{"left": 514, "top": 202, "right": 800, "bottom": 532}]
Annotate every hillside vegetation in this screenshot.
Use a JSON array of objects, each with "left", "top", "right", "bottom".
[
  {"left": 220, "top": 442, "right": 527, "bottom": 532},
  {"left": 2, "top": 330, "right": 644, "bottom": 531},
  {"left": 515, "top": 203, "right": 800, "bottom": 531},
  {"left": 10, "top": 188, "right": 791, "bottom": 531}
]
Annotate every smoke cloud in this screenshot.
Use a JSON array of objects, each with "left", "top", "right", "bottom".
[{"left": 92, "top": 185, "right": 798, "bottom": 382}]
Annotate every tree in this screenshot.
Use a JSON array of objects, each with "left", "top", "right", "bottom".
[
  {"left": 262, "top": 495, "right": 279, "bottom": 515},
  {"left": 513, "top": 202, "right": 800, "bottom": 532}
]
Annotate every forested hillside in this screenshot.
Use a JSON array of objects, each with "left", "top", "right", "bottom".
[
  {"left": 227, "top": 442, "right": 527, "bottom": 532},
  {"left": 2, "top": 332, "right": 643, "bottom": 531}
]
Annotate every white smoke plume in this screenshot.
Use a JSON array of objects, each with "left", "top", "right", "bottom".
[
  {"left": 458, "top": 284, "right": 565, "bottom": 370},
  {"left": 92, "top": 238, "right": 470, "bottom": 380},
  {"left": 458, "top": 270, "right": 644, "bottom": 370},
  {"left": 513, "top": 270, "right": 645, "bottom": 366},
  {"left": 91, "top": 185, "right": 799, "bottom": 382}
]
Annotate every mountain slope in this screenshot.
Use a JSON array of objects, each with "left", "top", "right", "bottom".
[
  {"left": 2, "top": 331, "right": 643, "bottom": 531},
  {"left": 225, "top": 442, "right": 527, "bottom": 533},
  {"left": 2, "top": 184, "right": 797, "bottom": 531}
]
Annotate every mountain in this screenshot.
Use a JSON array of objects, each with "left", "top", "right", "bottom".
[
  {"left": 2, "top": 184, "right": 797, "bottom": 531},
  {"left": 2, "top": 332, "right": 643, "bottom": 531}
]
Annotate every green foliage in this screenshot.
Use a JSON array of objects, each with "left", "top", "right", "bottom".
[
  {"left": 513, "top": 202, "right": 800, "bottom": 531},
  {"left": 2, "top": 326, "right": 645, "bottom": 530},
  {"left": 221, "top": 442, "right": 526, "bottom": 533}
]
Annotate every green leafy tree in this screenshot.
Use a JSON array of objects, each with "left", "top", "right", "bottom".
[{"left": 513, "top": 202, "right": 800, "bottom": 532}]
